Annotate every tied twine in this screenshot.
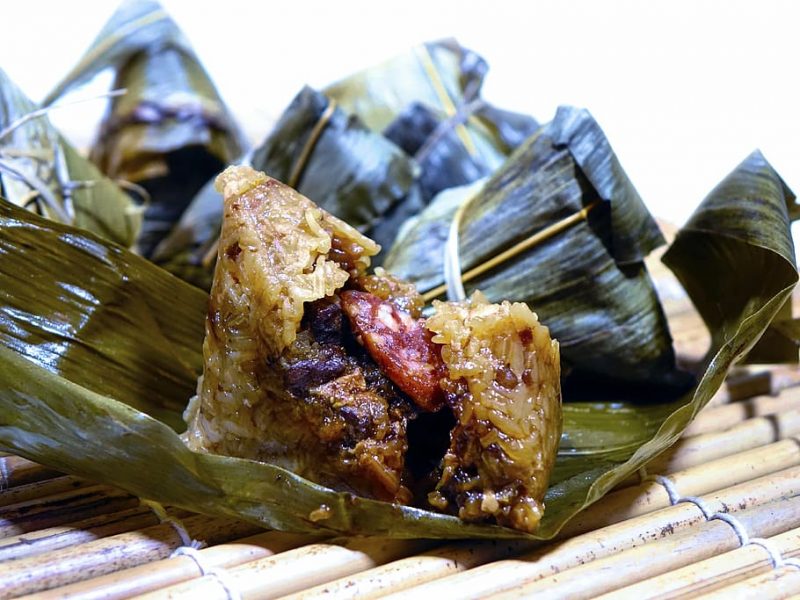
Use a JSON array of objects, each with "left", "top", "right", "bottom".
[
  {"left": 141, "top": 499, "right": 242, "bottom": 600},
  {"left": 200, "top": 98, "right": 338, "bottom": 269},
  {"left": 422, "top": 192, "right": 601, "bottom": 303},
  {"left": 172, "top": 546, "right": 241, "bottom": 600},
  {"left": 140, "top": 499, "right": 203, "bottom": 550},
  {"left": 287, "top": 99, "right": 338, "bottom": 189},
  {"left": 0, "top": 456, "right": 8, "bottom": 491}
]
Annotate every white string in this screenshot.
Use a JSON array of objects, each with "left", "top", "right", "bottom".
[
  {"left": 747, "top": 538, "right": 790, "bottom": 569},
  {"left": 649, "top": 474, "right": 682, "bottom": 505},
  {"left": 141, "top": 500, "right": 203, "bottom": 549},
  {"left": 647, "top": 474, "right": 800, "bottom": 571},
  {"left": 0, "top": 456, "right": 8, "bottom": 491},
  {"left": 142, "top": 500, "right": 242, "bottom": 598},
  {"left": 678, "top": 495, "right": 715, "bottom": 520},
  {"left": 170, "top": 546, "right": 242, "bottom": 600}
]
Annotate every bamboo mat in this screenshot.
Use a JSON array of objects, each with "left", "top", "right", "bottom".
[{"left": 3, "top": 279, "right": 800, "bottom": 599}]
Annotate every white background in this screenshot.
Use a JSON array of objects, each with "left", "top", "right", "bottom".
[{"left": 1, "top": 0, "right": 798, "bottom": 227}]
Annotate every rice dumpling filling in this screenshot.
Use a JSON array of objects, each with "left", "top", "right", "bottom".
[{"left": 184, "top": 165, "right": 562, "bottom": 532}]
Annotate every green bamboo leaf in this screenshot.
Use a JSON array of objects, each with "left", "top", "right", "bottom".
[
  {"left": 0, "top": 344, "right": 523, "bottom": 539},
  {"left": 0, "top": 201, "right": 205, "bottom": 430},
  {"left": 0, "top": 69, "right": 142, "bottom": 248},
  {"left": 0, "top": 149, "right": 794, "bottom": 539},
  {"left": 45, "top": 0, "right": 243, "bottom": 257}
]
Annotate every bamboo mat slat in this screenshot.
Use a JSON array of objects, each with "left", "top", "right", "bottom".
[
  {"left": 31, "top": 532, "right": 317, "bottom": 600},
  {"left": 595, "top": 526, "right": 800, "bottom": 599},
  {"left": 0, "top": 485, "right": 140, "bottom": 539},
  {"left": 0, "top": 476, "right": 90, "bottom": 509},
  {"left": 0, "top": 506, "right": 190, "bottom": 562},
  {"left": 0, "top": 457, "right": 61, "bottom": 488},
  {"left": 0, "top": 515, "right": 262, "bottom": 597},
  {"left": 693, "top": 566, "right": 800, "bottom": 600},
  {"left": 367, "top": 466, "right": 800, "bottom": 600},
  {"left": 484, "top": 496, "right": 800, "bottom": 599},
  {"left": 135, "top": 538, "right": 434, "bottom": 600}
]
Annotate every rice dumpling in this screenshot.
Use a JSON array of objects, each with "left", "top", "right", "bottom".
[
  {"left": 45, "top": 0, "right": 243, "bottom": 256},
  {"left": 383, "top": 101, "right": 538, "bottom": 204},
  {"left": 152, "top": 39, "right": 541, "bottom": 287},
  {"left": 184, "top": 166, "right": 562, "bottom": 532},
  {"left": 385, "top": 106, "right": 691, "bottom": 395},
  {"left": 88, "top": 42, "right": 242, "bottom": 256},
  {"left": 325, "top": 39, "right": 538, "bottom": 173}
]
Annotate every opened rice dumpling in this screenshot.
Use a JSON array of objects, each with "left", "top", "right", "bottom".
[{"left": 184, "top": 165, "right": 561, "bottom": 532}]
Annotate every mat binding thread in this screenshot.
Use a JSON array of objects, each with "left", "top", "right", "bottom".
[{"left": 647, "top": 473, "right": 800, "bottom": 570}]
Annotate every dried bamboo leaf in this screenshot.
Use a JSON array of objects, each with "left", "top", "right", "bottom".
[
  {"left": 248, "top": 87, "right": 416, "bottom": 236},
  {"left": 750, "top": 316, "right": 800, "bottom": 363},
  {"left": 544, "top": 149, "right": 798, "bottom": 529},
  {"left": 0, "top": 69, "right": 142, "bottom": 248},
  {"left": 148, "top": 176, "right": 222, "bottom": 290},
  {"left": 663, "top": 150, "right": 799, "bottom": 364},
  {"left": 324, "top": 39, "right": 485, "bottom": 131},
  {"left": 46, "top": 0, "right": 243, "bottom": 256}
]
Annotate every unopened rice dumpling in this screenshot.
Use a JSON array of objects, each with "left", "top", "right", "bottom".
[
  {"left": 43, "top": 0, "right": 243, "bottom": 257},
  {"left": 184, "top": 165, "right": 562, "bottom": 532}
]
